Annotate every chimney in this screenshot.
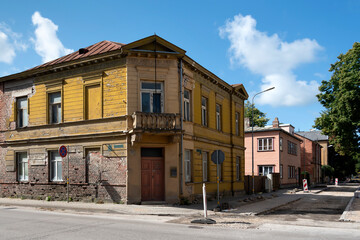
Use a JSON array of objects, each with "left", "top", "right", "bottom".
[
  {"left": 244, "top": 118, "right": 250, "bottom": 128},
  {"left": 272, "top": 117, "right": 279, "bottom": 128}
]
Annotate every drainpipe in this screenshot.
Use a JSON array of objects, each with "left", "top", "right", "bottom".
[
  {"left": 179, "top": 58, "right": 184, "bottom": 196},
  {"left": 230, "top": 92, "right": 234, "bottom": 195}
]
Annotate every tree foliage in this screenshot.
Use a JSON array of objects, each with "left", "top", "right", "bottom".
[
  {"left": 244, "top": 101, "right": 269, "bottom": 127},
  {"left": 315, "top": 42, "right": 360, "bottom": 160}
]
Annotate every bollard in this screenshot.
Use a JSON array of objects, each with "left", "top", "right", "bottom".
[{"left": 202, "top": 183, "right": 207, "bottom": 219}]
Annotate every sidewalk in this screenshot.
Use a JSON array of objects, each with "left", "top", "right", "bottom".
[{"left": 0, "top": 186, "right": 358, "bottom": 223}]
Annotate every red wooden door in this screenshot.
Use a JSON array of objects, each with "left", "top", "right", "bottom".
[{"left": 141, "top": 157, "right": 164, "bottom": 201}]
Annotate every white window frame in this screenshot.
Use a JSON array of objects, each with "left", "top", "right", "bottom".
[
  {"left": 17, "top": 97, "right": 28, "bottom": 128},
  {"left": 49, "top": 92, "right": 62, "bottom": 124},
  {"left": 280, "top": 137, "right": 283, "bottom": 151},
  {"left": 49, "top": 151, "right": 62, "bottom": 181},
  {"left": 235, "top": 112, "right": 240, "bottom": 136},
  {"left": 201, "top": 96, "right": 208, "bottom": 126},
  {"left": 202, "top": 151, "right": 208, "bottom": 182},
  {"left": 216, "top": 103, "right": 221, "bottom": 131},
  {"left": 258, "top": 165, "right": 274, "bottom": 176},
  {"left": 258, "top": 138, "right": 273, "bottom": 151},
  {"left": 17, "top": 152, "right": 28, "bottom": 182},
  {"left": 140, "top": 81, "right": 164, "bottom": 113},
  {"left": 184, "top": 149, "right": 192, "bottom": 182},
  {"left": 236, "top": 156, "right": 241, "bottom": 181},
  {"left": 184, "top": 89, "right": 191, "bottom": 121}
]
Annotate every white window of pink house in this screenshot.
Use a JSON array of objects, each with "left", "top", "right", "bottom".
[
  {"left": 259, "top": 165, "right": 273, "bottom": 176},
  {"left": 258, "top": 138, "right": 273, "bottom": 151}
]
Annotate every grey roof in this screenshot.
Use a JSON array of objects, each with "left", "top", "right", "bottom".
[{"left": 296, "top": 130, "right": 328, "bottom": 141}]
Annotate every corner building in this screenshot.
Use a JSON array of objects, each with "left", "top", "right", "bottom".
[{"left": 0, "top": 35, "right": 248, "bottom": 203}]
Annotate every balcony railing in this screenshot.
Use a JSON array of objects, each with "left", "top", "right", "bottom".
[{"left": 131, "top": 112, "right": 181, "bottom": 131}]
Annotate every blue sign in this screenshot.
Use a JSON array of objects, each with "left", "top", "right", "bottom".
[
  {"left": 211, "top": 150, "right": 225, "bottom": 164},
  {"left": 59, "top": 145, "right": 68, "bottom": 158}
]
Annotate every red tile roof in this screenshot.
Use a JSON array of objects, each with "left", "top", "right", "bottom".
[{"left": 32, "top": 40, "right": 125, "bottom": 70}]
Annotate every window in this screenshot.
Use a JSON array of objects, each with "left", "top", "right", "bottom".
[
  {"left": 280, "top": 137, "right": 283, "bottom": 151},
  {"left": 184, "top": 149, "right": 192, "bottom": 182},
  {"left": 85, "top": 84, "right": 101, "bottom": 120},
  {"left": 258, "top": 165, "right": 273, "bottom": 176},
  {"left": 141, "top": 81, "right": 163, "bottom": 113},
  {"left": 17, "top": 152, "right": 28, "bottom": 181},
  {"left": 201, "top": 97, "right": 208, "bottom": 126},
  {"left": 216, "top": 104, "right": 222, "bottom": 131},
  {"left": 49, "top": 151, "right": 62, "bottom": 181},
  {"left": 184, "top": 89, "right": 191, "bottom": 121},
  {"left": 235, "top": 112, "right": 240, "bottom": 136},
  {"left": 287, "top": 141, "right": 297, "bottom": 155},
  {"left": 217, "top": 163, "right": 222, "bottom": 181},
  {"left": 288, "top": 166, "right": 295, "bottom": 179},
  {"left": 17, "top": 97, "right": 28, "bottom": 128},
  {"left": 258, "top": 138, "right": 273, "bottom": 151},
  {"left": 280, "top": 164, "right": 283, "bottom": 179},
  {"left": 49, "top": 92, "right": 61, "bottom": 124},
  {"left": 236, "top": 156, "right": 241, "bottom": 181},
  {"left": 202, "top": 151, "right": 208, "bottom": 182}
]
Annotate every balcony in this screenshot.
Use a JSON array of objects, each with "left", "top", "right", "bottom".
[{"left": 131, "top": 112, "right": 181, "bottom": 131}]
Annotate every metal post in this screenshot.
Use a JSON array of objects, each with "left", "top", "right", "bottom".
[
  {"left": 251, "top": 87, "right": 275, "bottom": 195},
  {"left": 67, "top": 145, "right": 69, "bottom": 203}
]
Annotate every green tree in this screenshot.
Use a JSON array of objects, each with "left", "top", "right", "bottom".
[
  {"left": 244, "top": 101, "right": 269, "bottom": 127},
  {"left": 315, "top": 42, "right": 360, "bottom": 171}
]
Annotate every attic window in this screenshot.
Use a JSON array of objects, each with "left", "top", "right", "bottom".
[{"left": 79, "top": 48, "right": 89, "bottom": 54}]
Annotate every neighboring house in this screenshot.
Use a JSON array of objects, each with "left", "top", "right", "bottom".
[
  {"left": 0, "top": 35, "right": 248, "bottom": 204},
  {"left": 296, "top": 130, "right": 328, "bottom": 184},
  {"left": 245, "top": 117, "right": 302, "bottom": 187}
]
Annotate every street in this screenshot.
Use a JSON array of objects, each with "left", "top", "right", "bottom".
[{"left": 0, "top": 195, "right": 359, "bottom": 240}]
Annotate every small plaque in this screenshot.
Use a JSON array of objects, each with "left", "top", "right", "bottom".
[{"left": 170, "top": 167, "right": 177, "bottom": 178}]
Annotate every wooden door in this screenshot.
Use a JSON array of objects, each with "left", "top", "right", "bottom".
[{"left": 141, "top": 157, "right": 164, "bottom": 201}]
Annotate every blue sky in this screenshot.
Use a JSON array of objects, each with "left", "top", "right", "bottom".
[{"left": 1, "top": 0, "right": 359, "bottom": 131}]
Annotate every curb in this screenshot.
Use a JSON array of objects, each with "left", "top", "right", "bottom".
[{"left": 339, "top": 196, "right": 355, "bottom": 222}]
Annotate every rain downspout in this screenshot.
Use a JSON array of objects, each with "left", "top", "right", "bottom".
[{"left": 179, "top": 58, "right": 184, "bottom": 196}]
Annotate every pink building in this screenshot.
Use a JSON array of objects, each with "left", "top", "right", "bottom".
[
  {"left": 245, "top": 118, "right": 302, "bottom": 187},
  {"left": 295, "top": 131, "right": 323, "bottom": 185}
]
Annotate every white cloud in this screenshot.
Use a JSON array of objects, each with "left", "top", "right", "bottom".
[
  {"left": 219, "top": 14, "right": 323, "bottom": 106},
  {"left": 31, "top": 11, "right": 73, "bottom": 63},
  {"left": 0, "top": 23, "right": 28, "bottom": 64}
]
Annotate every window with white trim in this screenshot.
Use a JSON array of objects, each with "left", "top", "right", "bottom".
[
  {"left": 258, "top": 165, "right": 273, "bottom": 176},
  {"left": 49, "top": 92, "right": 61, "bottom": 124},
  {"left": 235, "top": 112, "right": 240, "bottom": 136},
  {"left": 201, "top": 97, "right": 208, "bottom": 126},
  {"left": 141, "top": 81, "right": 163, "bottom": 113},
  {"left": 184, "top": 149, "right": 192, "bottom": 182},
  {"left": 17, "top": 152, "right": 28, "bottom": 181},
  {"left": 17, "top": 97, "right": 28, "bottom": 128},
  {"left": 49, "top": 151, "right": 62, "bottom": 181},
  {"left": 202, "top": 151, "right": 208, "bottom": 182},
  {"left": 280, "top": 137, "right": 283, "bottom": 151},
  {"left": 216, "top": 103, "right": 222, "bottom": 131},
  {"left": 184, "top": 89, "right": 191, "bottom": 121},
  {"left": 258, "top": 138, "right": 273, "bottom": 151},
  {"left": 280, "top": 164, "right": 283, "bottom": 179}
]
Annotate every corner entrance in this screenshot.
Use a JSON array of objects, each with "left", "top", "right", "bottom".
[{"left": 141, "top": 148, "right": 164, "bottom": 201}]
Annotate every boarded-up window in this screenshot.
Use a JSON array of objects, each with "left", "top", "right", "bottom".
[{"left": 85, "top": 85, "right": 101, "bottom": 120}]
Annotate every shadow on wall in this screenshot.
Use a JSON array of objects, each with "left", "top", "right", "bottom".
[{"left": 101, "top": 180, "right": 122, "bottom": 203}]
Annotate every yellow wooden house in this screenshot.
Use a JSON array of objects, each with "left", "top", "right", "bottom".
[{"left": 0, "top": 35, "right": 248, "bottom": 203}]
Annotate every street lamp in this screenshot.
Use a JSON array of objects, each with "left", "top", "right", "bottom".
[{"left": 251, "top": 87, "right": 275, "bottom": 195}]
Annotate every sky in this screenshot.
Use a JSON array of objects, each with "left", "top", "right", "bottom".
[{"left": 0, "top": 0, "right": 359, "bottom": 131}]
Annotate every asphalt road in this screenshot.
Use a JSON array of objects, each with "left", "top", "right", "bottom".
[
  {"left": 261, "top": 185, "right": 357, "bottom": 222},
  {"left": 0, "top": 206, "right": 359, "bottom": 240}
]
